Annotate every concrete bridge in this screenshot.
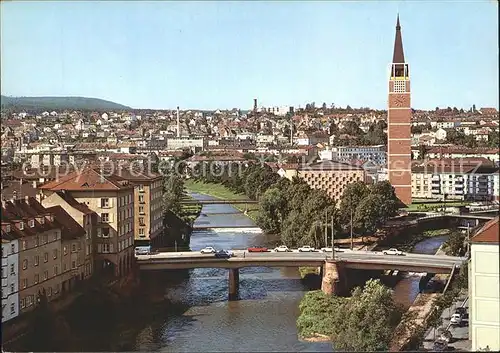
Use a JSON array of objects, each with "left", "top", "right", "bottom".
[
  {"left": 137, "top": 250, "right": 465, "bottom": 300},
  {"left": 180, "top": 199, "right": 258, "bottom": 205}
]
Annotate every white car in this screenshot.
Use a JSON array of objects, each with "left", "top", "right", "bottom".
[
  {"left": 274, "top": 245, "right": 291, "bottom": 252},
  {"left": 382, "top": 248, "right": 404, "bottom": 256},
  {"left": 200, "top": 247, "right": 217, "bottom": 254},
  {"left": 450, "top": 313, "right": 463, "bottom": 326},
  {"left": 321, "top": 247, "right": 344, "bottom": 253},
  {"left": 298, "top": 246, "right": 316, "bottom": 252}
]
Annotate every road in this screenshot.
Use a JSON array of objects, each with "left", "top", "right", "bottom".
[
  {"left": 423, "top": 295, "right": 471, "bottom": 351},
  {"left": 136, "top": 249, "right": 465, "bottom": 272}
]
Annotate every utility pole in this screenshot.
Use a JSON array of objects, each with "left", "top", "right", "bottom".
[
  {"left": 466, "top": 223, "right": 471, "bottom": 257},
  {"left": 331, "top": 216, "right": 335, "bottom": 260},
  {"left": 350, "top": 195, "right": 354, "bottom": 250},
  {"left": 324, "top": 209, "right": 328, "bottom": 248}
]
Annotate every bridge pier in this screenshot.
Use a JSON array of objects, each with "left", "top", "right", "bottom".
[
  {"left": 321, "top": 260, "right": 346, "bottom": 296},
  {"left": 228, "top": 268, "right": 240, "bottom": 301}
]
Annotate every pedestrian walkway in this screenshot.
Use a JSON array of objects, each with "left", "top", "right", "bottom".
[{"left": 423, "top": 294, "right": 471, "bottom": 351}]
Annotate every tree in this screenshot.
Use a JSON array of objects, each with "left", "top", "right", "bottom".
[
  {"left": 256, "top": 187, "right": 288, "bottom": 234},
  {"left": 354, "top": 194, "right": 387, "bottom": 235},
  {"left": 369, "top": 181, "right": 400, "bottom": 217},
  {"left": 339, "top": 181, "right": 370, "bottom": 224},
  {"left": 330, "top": 279, "right": 402, "bottom": 351},
  {"left": 162, "top": 173, "right": 185, "bottom": 215},
  {"left": 322, "top": 102, "right": 327, "bottom": 110}
]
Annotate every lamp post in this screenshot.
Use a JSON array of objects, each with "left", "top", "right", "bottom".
[
  {"left": 331, "top": 216, "right": 335, "bottom": 260},
  {"left": 324, "top": 209, "right": 328, "bottom": 248},
  {"left": 350, "top": 198, "right": 354, "bottom": 250}
]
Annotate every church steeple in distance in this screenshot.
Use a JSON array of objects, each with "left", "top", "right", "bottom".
[{"left": 392, "top": 14, "right": 406, "bottom": 77}]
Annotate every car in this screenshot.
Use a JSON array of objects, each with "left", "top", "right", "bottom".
[
  {"left": 320, "top": 247, "right": 333, "bottom": 253},
  {"left": 214, "top": 250, "right": 232, "bottom": 259},
  {"left": 433, "top": 340, "right": 448, "bottom": 351},
  {"left": 200, "top": 247, "right": 217, "bottom": 254},
  {"left": 454, "top": 307, "right": 467, "bottom": 316},
  {"left": 382, "top": 248, "right": 404, "bottom": 256},
  {"left": 135, "top": 246, "right": 151, "bottom": 255},
  {"left": 298, "top": 246, "right": 316, "bottom": 252},
  {"left": 450, "top": 313, "right": 463, "bottom": 326},
  {"left": 247, "top": 247, "right": 268, "bottom": 252},
  {"left": 274, "top": 245, "right": 291, "bottom": 252}
]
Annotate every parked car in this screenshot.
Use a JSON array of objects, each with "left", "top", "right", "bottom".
[
  {"left": 274, "top": 245, "right": 291, "bottom": 252},
  {"left": 298, "top": 246, "right": 316, "bottom": 252},
  {"left": 433, "top": 339, "right": 448, "bottom": 351},
  {"left": 450, "top": 313, "right": 463, "bottom": 326},
  {"left": 135, "top": 246, "right": 150, "bottom": 255},
  {"left": 383, "top": 248, "right": 404, "bottom": 256},
  {"left": 320, "top": 247, "right": 344, "bottom": 253},
  {"left": 247, "top": 247, "right": 268, "bottom": 252},
  {"left": 200, "top": 247, "right": 217, "bottom": 254},
  {"left": 214, "top": 250, "right": 232, "bottom": 259}
]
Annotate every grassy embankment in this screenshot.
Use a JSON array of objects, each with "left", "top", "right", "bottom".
[
  {"left": 184, "top": 179, "right": 260, "bottom": 221},
  {"left": 178, "top": 194, "right": 203, "bottom": 226},
  {"left": 403, "top": 201, "right": 470, "bottom": 212}
]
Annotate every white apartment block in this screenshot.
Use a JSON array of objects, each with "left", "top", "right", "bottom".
[
  {"left": 320, "top": 145, "right": 387, "bottom": 165},
  {"left": 469, "top": 218, "right": 499, "bottom": 351},
  {"left": 1, "top": 232, "right": 19, "bottom": 323}
]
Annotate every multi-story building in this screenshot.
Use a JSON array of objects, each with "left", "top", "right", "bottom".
[
  {"left": 1, "top": 227, "right": 19, "bottom": 323},
  {"left": 114, "top": 168, "right": 163, "bottom": 247},
  {"left": 411, "top": 161, "right": 499, "bottom": 201},
  {"left": 40, "top": 191, "right": 96, "bottom": 278},
  {"left": 39, "top": 167, "right": 135, "bottom": 277},
  {"left": 1, "top": 197, "right": 87, "bottom": 315},
  {"left": 469, "top": 217, "right": 499, "bottom": 351},
  {"left": 166, "top": 137, "right": 205, "bottom": 152},
  {"left": 285, "top": 160, "right": 366, "bottom": 205},
  {"left": 319, "top": 145, "right": 387, "bottom": 165},
  {"left": 387, "top": 15, "right": 412, "bottom": 205}
]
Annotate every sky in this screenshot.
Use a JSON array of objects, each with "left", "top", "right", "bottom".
[{"left": 1, "top": 1, "right": 498, "bottom": 111}]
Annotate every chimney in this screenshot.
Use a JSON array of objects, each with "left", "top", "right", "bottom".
[
  {"left": 176, "top": 106, "right": 180, "bottom": 138},
  {"left": 253, "top": 98, "right": 257, "bottom": 112}
]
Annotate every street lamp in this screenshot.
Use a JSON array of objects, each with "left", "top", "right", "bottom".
[{"left": 331, "top": 216, "right": 335, "bottom": 260}]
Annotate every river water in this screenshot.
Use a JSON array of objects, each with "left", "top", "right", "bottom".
[{"left": 25, "top": 193, "right": 446, "bottom": 352}]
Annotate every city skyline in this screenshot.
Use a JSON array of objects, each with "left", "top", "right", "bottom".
[{"left": 1, "top": 1, "right": 498, "bottom": 110}]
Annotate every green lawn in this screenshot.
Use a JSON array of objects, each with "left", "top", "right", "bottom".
[
  {"left": 403, "top": 201, "right": 470, "bottom": 211},
  {"left": 184, "top": 179, "right": 260, "bottom": 221}
]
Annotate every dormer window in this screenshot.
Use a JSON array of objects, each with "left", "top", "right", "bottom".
[
  {"left": 19, "top": 222, "right": 24, "bottom": 230},
  {"left": 29, "top": 219, "right": 35, "bottom": 228}
]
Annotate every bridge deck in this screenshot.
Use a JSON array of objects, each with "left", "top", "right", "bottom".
[{"left": 180, "top": 200, "right": 258, "bottom": 205}]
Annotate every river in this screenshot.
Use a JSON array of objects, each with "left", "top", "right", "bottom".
[{"left": 14, "top": 193, "right": 447, "bottom": 352}]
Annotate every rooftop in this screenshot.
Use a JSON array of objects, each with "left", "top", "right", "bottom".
[{"left": 471, "top": 217, "right": 499, "bottom": 244}]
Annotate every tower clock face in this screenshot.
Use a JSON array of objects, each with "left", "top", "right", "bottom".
[{"left": 394, "top": 95, "right": 406, "bottom": 107}]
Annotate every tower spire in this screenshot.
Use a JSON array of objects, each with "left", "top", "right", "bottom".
[{"left": 392, "top": 14, "right": 405, "bottom": 64}]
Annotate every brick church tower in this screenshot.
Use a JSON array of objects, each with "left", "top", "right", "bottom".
[{"left": 388, "top": 15, "right": 412, "bottom": 205}]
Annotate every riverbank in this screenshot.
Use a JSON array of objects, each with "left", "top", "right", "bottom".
[{"left": 185, "top": 179, "right": 260, "bottom": 220}]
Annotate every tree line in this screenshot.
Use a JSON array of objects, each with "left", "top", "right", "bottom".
[{"left": 188, "top": 161, "right": 401, "bottom": 247}]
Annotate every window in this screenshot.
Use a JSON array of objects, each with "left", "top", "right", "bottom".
[
  {"left": 139, "top": 195, "right": 144, "bottom": 203},
  {"left": 10, "top": 283, "right": 14, "bottom": 294},
  {"left": 29, "top": 219, "right": 35, "bottom": 228},
  {"left": 54, "top": 266, "right": 59, "bottom": 275},
  {"left": 138, "top": 184, "right": 144, "bottom": 191},
  {"left": 72, "top": 243, "right": 77, "bottom": 252},
  {"left": 10, "top": 263, "right": 15, "bottom": 274},
  {"left": 101, "top": 213, "right": 109, "bottom": 223},
  {"left": 139, "top": 217, "right": 145, "bottom": 226},
  {"left": 26, "top": 295, "right": 32, "bottom": 306},
  {"left": 20, "top": 299, "right": 25, "bottom": 309},
  {"left": 63, "top": 246, "right": 68, "bottom": 255},
  {"left": 54, "top": 231, "right": 59, "bottom": 240},
  {"left": 22, "top": 259, "right": 28, "bottom": 270},
  {"left": 100, "top": 198, "right": 110, "bottom": 208},
  {"left": 48, "top": 287, "right": 52, "bottom": 297},
  {"left": 19, "top": 222, "right": 24, "bottom": 230},
  {"left": 139, "top": 206, "right": 144, "bottom": 214},
  {"left": 34, "top": 274, "right": 39, "bottom": 284},
  {"left": 102, "top": 244, "right": 110, "bottom": 253},
  {"left": 53, "top": 249, "right": 58, "bottom": 259},
  {"left": 35, "top": 237, "right": 39, "bottom": 247},
  {"left": 34, "top": 255, "right": 39, "bottom": 266},
  {"left": 11, "top": 244, "right": 15, "bottom": 253},
  {"left": 139, "top": 228, "right": 145, "bottom": 236},
  {"left": 42, "top": 235, "right": 47, "bottom": 244},
  {"left": 40, "top": 217, "right": 45, "bottom": 225},
  {"left": 72, "top": 261, "right": 77, "bottom": 269},
  {"left": 44, "top": 252, "right": 48, "bottom": 262},
  {"left": 22, "top": 278, "right": 27, "bottom": 288},
  {"left": 43, "top": 271, "right": 48, "bottom": 281},
  {"left": 10, "top": 303, "right": 15, "bottom": 314},
  {"left": 102, "top": 228, "right": 110, "bottom": 238}
]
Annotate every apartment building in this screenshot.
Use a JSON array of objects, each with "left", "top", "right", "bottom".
[
  {"left": 114, "top": 168, "right": 163, "bottom": 247},
  {"left": 319, "top": 145, "right": 387, "bottom": 165},
  {"left": 1, "top": 228, "right": 19, "bottom": 323},
  {"left": 411, "top": 160, "right": 499, "bottom": 201},
  {"left": 469, "top": 217, "right": 499, "bottom": 351},
  {"left": 39, "top": 167, "right": 135, "bottom": 277},
  {"left": 289, "top": 160, "right": 366, "bottom": 205},
  {"left": 1, "top": 197, "right": 87, "bottom": 315},
  {"left": 40, "top": 191, "right": 96, "bottom": 278}
]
